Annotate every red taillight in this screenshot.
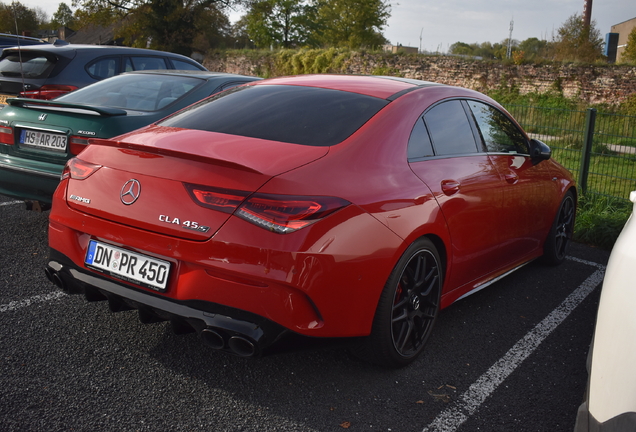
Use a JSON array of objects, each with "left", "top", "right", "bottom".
[
  {"left": 19, "top": 85, "right": 78, "bottom": 100},
  {"left": 184, "top": 183, "right": 249, "bottom": 213},
  {"left": 60, "top": 158, "right": 101, "bottom": 181},
  {"left": 69, "top": 135, "right": 90, "bottom": 155},
  {"left": 0, "top": 125, "right": 13, "bottom": 145},
  {"left": 236, "top": 194, "right": 350, "bottom": 234}
]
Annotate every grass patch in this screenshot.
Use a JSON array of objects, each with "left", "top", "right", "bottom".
[{"left": 574, "top": 194, "right": 632, "bottom": 249}]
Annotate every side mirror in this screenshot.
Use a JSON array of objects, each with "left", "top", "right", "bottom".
[{"left": 529, "top": 139, "right": 551, "bottom": 163}]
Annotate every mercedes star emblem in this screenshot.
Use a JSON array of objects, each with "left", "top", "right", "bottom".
[{"left": 120, "top": 179, "right": 141, "bottom": 205}]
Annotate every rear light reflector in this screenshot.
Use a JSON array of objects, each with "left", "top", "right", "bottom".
[
  {"left": 19, "top": 85, "right": 78, "bottom": 100},
  {"left": 61, "top": 158, "right": 102, "bottom": 180},
  {"left": 184, "top": 184, "right": 249, "bottom": 213},
  {"left": 69, "top": 136, "right": 90, "bottom": 155},
  {"left": 0, "top": 125, "right": 13, "bottom": 145},
  {"left": 236, "top": 194, "right": 350, "bottom": 234}
]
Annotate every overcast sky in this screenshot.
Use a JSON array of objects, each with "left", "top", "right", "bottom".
[{"left": 19, "top": 0, "right": 636, "bottom": 53}]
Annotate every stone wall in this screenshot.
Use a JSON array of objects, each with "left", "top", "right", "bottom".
[{"left": 203, "top": 52, "right": 636, "bottom": 105}]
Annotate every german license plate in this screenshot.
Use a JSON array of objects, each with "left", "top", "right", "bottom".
[
  {"left": 19, "top": 129, "right": 67, "bottom": 152},
  {"left": 85, "top": 240, "right": 171, "bottom": 291}
]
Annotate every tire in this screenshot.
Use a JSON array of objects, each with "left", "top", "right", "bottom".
[
  {"left": 359, "top": 238, "right": 442, "bottom": 368},
  {"left": 542, "top": 190, "right": 576, "bottom": 266}
]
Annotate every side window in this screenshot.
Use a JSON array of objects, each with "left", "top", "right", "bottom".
[
  {"left": 467, "top": 100, "right": 530, "bottom": 154},
  {"left": 424, "top": 100, "right": 478, "bottom": 155},
  {"left": 124, "top": 57, "right": 134, "bottom": 72},
  {"left": 86, "top": 57, "right": 120, "bottom": 80},
  {"left": 129, "top": 56, "right": 168, "bottom": 71},
  {"left": 407, "top": 117, "right": 434, "bottom": 159},
  {"left": 170, "top": 58, "right": 204, "bottom": 71}
]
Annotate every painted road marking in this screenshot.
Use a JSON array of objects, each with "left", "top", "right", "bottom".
[
  {"left": 0, "top": 291, "right": 67, "bottom": 313},
  {"left": 0, "top": 254, "right": 607, "bottom": 432},
  {"left": 422, "top": 257, "right": 605, "bottom": 432},
  {"left": 0, "top": 200, "right": 23, "bottom": 207}
]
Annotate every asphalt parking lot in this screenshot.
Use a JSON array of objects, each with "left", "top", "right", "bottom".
[{"left": 0, "top": 193, "right": 610, "bottom": 432}]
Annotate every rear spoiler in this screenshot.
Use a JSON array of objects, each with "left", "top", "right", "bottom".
[
  {"left": 88, "top": 137, "right": 262, "bottom": 174},
  {"left": 7, "top": 98, "right": 127, "bottom": 116}
]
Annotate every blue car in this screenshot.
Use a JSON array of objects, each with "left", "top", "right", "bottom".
[
  {"left": 0, "top": 42, "right": 206, "bottom": 107},
  {"left": 0, "top": 33, "right": 48, "bottom": 52}
]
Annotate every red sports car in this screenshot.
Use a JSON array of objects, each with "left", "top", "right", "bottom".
[{"left": 46, "top": 75, "right": 576, "bottom": 367}]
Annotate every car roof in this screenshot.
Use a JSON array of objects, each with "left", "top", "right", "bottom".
[
  {"left": 253, "top": 74, "right": 444, "bottom": 100},
  {"left": 121, "top": 70, "right": 258, "bottom": 80},
  {"left": 0, "top": 43, "right": 198, "bottom": 61},
  {"left": 0, "top": 33, "right": 48, "bottom": 44}
]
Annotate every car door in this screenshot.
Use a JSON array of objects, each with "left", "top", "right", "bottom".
[
  {"left": 466, "top": 100, "right": 559, "bottom": 265},
  {"left": 408, "top": 99, "right": 505, "bottom": 293}
]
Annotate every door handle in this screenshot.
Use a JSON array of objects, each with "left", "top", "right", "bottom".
[
  {"left": 504, "top": 172, "right": 519, "bottom": 184},
  {"left": 441, "top": 179, "right": 460, "bottom": 196}
]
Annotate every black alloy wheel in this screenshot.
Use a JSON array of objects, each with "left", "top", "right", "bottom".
[
  {"left": 543, "top": 190, "right": 576, "bottom": 265},
  {"left": 361, "top": 238, "right": 442, "bottom": 367}
]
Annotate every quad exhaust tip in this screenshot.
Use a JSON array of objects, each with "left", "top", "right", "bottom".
[
  {"left": 201, "top": 329, "right": 257, "bottom": 357},
  {"left": 45, "top": 265, "right": 262, "bottom": 358},
  {"left": 228, "top": 336, "right": 256, "bottom": 357},
  {"left": 201, "top": 329, "right": 225, "bottom": 350},
  {"left": 44, "top": 267, "right": 66, "bottom": 291}
]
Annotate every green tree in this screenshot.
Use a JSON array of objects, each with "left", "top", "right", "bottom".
[
  {"left": 0, "top": 1, "right": 40, "bottom": 34},
  {"left": 518, "top": 37, "right": 548, "bottom": 61},
  {"left": 243, "top": 0, "right": 310, "bottom": 48},
  {"left": 474, "top": 42, "right": 496, "bottom": 59},
  {"left": 449, "top": 41, "right": 499, "bottom": 59},
  {"left": 449, "top": 42, "right": 473, "bottom": 56},
  {"left": 51, "top": 2, "right": 76, "bottom": 28},
  {"left": 622, "top": 27, "right": 636, "bottom": 64},
  {"left": 490, "top": 39, "right": 517, "bottom": 59},
  {"left": 550, "top": 13, "right": 604, "bottom": 63},
  {"left": 311, "top": 0, "right": 390, "bottom": 48},
  {"left": 73, "top": 0, "right": 237, "bottom": 53}
]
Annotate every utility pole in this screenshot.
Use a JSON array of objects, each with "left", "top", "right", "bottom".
[
  {"left": 582, "top": 0, "right": 593, "bottom": 29},
  {"left": 419, "top": 28, "right": 423, "bottom": 54},
  {"left": 507, "top": 18, "right": 514, "bottom": 59}
]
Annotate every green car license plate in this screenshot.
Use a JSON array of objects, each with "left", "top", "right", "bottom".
[
  {"left": 19, "top": 129, "right": 67, "bottom": 152},
  {"left": 85, "top": 240, "right": 171, "bottom": 291}
]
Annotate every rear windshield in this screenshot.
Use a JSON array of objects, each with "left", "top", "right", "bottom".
[
  {"left": 158, "top": 84, "right": 389, "bottom": 146},
  {"left": 0, "top": 53, "right": 55, "bottom": 78},
  {"left": 57, "top": 73, "right": 204, "bottom": 111}
]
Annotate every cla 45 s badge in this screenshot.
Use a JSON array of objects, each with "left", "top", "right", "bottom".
[{"left": 159, "top": 215, "right": 210, "bottom": 233}]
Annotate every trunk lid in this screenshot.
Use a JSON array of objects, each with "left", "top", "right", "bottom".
[{"left": 65, "top": 126, "right": 329, "bottom": 240}]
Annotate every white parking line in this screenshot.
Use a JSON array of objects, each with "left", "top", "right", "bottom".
[
  {"left": 0, "top": 200, "right": 23, "bottom": 207},
  {"left": 422, "top": 257, "right": 605, "bottom": 432},
  {"left": 0, "top": 291, "right": 67, "bottom": 313}
]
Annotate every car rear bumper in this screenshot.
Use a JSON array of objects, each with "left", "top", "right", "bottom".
[
  {"left": 0, "top": 157, "right": 61, "bottom": 203},
  {"left": 46, "top": 247, "right": 289, "bottom": 357}
]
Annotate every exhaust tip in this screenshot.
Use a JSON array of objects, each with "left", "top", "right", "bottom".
[
  {"left": 228, "top": 336, "right": 256, "bottom": 357},
  {"left": 201, "top": 329, "right": 225, "bottom": 350},
  {"left": 44, "top": 267, "right": 55, "bottom": 284},
  {"left": 52, "top": 273, "right": 66, "bottom": 291}
]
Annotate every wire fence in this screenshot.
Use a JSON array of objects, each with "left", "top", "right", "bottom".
[{"left": 504, "top": 105, "right": 636, "bottom": 202}]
